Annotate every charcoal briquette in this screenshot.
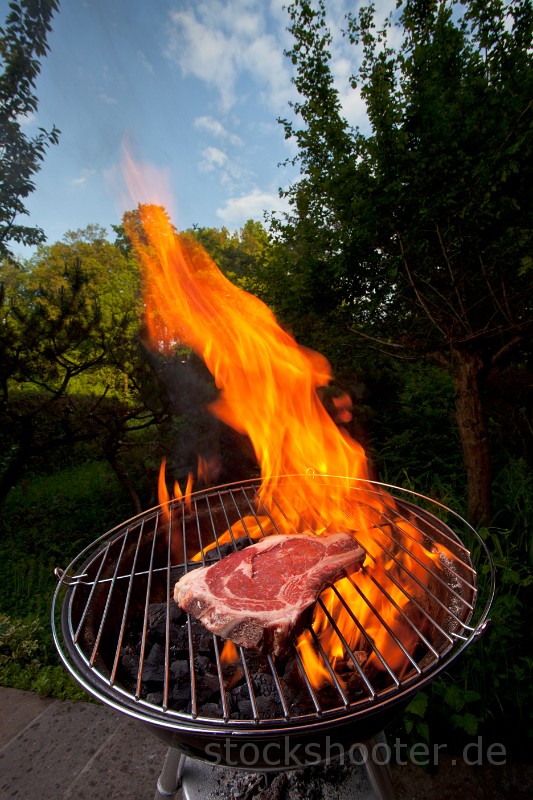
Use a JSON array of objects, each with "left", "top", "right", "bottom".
[
  {"left": 141, "top": 643, "right": 166, "bottom": 682},
  {"left": 171, "top": 686, "right": 191, "bottom": 705},
  {"left": 200, "top": 702, "right": 223, "bottom": 717},
  {"left": 170, "top": 659, "right": 189, "bottom": 681},
  {"left": 193, "top": 654, "right": 210, "bottom": 673},
  {"left": 146, "top": 691, "right": 164, "bottom": 705}
]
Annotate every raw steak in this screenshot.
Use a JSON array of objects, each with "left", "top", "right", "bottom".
[{"left": 174, "top": 532, "right": 365, "bottom": 656}]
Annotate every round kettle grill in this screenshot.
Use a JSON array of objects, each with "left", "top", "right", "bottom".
[{"left": 52, "top": 476, "right": 494, "bottom": 792}]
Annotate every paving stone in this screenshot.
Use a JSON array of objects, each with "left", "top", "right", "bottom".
[
  {"left": 0, "top": 688, "right": 170, "bottom": 799},
  {"left": 0, "top": 688, "right": 55, "bottom": 750}
]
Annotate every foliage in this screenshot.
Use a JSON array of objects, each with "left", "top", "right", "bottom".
[
  {"left": 186, "top": 219, "right": 271, "bottom": 283},
  {"left": 0, "top": 612, "right": 40, "bottom": 665},
  {"left": 369, "top": 361, "right": 464, "bottom": 496},
  {"left": 0, "top": 217, "right": 276, "bottom": 516},
  {"left": 0, "top": 214, "right": 276, "bottom": 703},
  {"left": 0, "top": 227, "right": 172, "bottom": 512},
  {"left": 278, "top": 0, "right": 533, "bottom": 524},
  {"left": 0, "top": 457, "right": 134, "bottom": 701},
  {"left": 403, "top": 691, "right": 429, "bottom": 743},
  {"left": 0, "top": 613, "right": 88, "bottom": 700},
  {"left": 0, "top": 0, "right": 60, "bottom": 256},
  {"left": 391, "top": 456, "right": 533, "bottom": 758}
]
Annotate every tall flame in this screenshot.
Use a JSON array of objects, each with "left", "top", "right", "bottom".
[
  {"left": 123, "top": 183, "right": 443, "bottom": 689},
  {"left": 126, "top": 203, "right": 374, "bottom": 534}
]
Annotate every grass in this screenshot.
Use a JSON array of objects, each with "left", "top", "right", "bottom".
[{"left": 0, "top": 459, "right": 135, "bottom": 701}]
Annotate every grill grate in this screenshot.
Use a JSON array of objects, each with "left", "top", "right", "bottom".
[{"left": 52, "top": 477, "right": 493, "bottom": 731}]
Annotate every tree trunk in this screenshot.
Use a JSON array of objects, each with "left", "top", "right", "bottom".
[
  {"left": 0, "top": 418, "right": 33, "bottom": 514},
  {"left": 106, "top": 450, "right": 142, "bottom": 515},
  {"left": 453, "top": 350, "right": 492, "bottom": 526},
  {"left": 0, "top": 447, "right": 28, "bottom": 511}
]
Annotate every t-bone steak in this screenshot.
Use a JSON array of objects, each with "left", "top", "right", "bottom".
[{"left": 174, "top": 532, "right": 365, "bottom": 656}]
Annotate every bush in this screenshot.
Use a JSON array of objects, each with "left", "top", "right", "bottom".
[
  {"left": 0, "top": 459, "right": 134, "bottom": 701},
  {"left": 0, "top": 612, "right": 88, "bottom": 701}
]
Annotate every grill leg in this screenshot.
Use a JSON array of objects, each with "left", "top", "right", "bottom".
[
  {"left": 362, "top": 733, "right": 396, "bottom": 800},
  {"left": 154, "top": 747, "right": 185, "bottom": 800}
]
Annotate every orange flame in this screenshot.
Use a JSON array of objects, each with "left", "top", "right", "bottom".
[
  {"left": 158, "top": 456, "right": 196, "bottom": 518},
  {"left": 219, "top": 639, "right": 244, "bottom": 690},
  {"left": 158, "top": 458, "right": 171, "bottom": 523},
  {"left": 123, "top": 187, "right": 443, "bottom": 691},
  {"left": 125, "top": 204, "right": 371, "bottom": 529},
  {"left": 220, "top": 639, "right": 239, "bottom": 665}
]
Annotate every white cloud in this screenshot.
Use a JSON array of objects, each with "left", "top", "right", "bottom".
[
  {"left": 16, "top": 111, "right": 36, "bottom": 127},
  {"left": 71, "top": 168, "right": 97, "bottom": 187},
  {"left": 166, "top": 0, "right": 400, "bottom": 221},
  {"left": 216, "top": 186, "right": 289, "bottom": 228},
  {"left": 244, "top": 33, "right": 291, "bottom": 112},
  {"left": 332, "top": 55, "right": 369, "bottom": 131},
  {"left": 138, "top": 50, "right": 155, "bottom": 75},
  {"left": 166, "top": 8, "right": 238, "bottom": 111},
  {"left": 99, "top": 91, "right": 118, "bottom": 106},
  {"left": 164, "top": 0, "right": 396, "bottom": 128},
  {"left": 198, "top": 146, "right": 247, "bottom": 190},
  {"left": 200, "top": 146, "right": 229, "bottom": 172},
  {"left": 165, "top": 1, "right": 294, "bottom": 113},
  {"left": 194, "top": 116, "right": 243, "bottom": 146}
]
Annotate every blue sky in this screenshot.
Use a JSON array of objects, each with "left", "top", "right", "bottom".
[{"left": 6, "top": 0, "right": 396, "bottom": 257}]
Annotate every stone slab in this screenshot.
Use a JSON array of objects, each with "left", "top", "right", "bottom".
[
  {"left": 0, "top": 687, "right": 55, "bottom": 750},
  {"left": 0, "top": 689, "right": 170, "bottom": 800}
]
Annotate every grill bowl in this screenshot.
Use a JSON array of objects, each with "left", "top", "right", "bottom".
[{"left": 52, "top": 476, "right": 494, "bottom": 770}]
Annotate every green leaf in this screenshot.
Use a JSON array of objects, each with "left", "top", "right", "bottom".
[
  {"left": 444, "top": 683, "right": 466, "bottom": 712},
  {"left": 405, "top": 691, "right": 429, "bottom": 718},
  {"left": 415, "top": 720, "right": 430, "bottom": 743},
  {"left": 451, "top": 713, "right": 479, "bottom": 736}
]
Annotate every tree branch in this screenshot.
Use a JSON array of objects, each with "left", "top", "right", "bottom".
[
  {"left": 397, "top": 232, "right": 449, "bottom": 339},
  {"left": 435, "top": 223, "right": 469, "bottom": 326}
]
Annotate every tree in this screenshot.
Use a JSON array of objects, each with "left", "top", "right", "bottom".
[
  {"left": 0, "top": 227, "right": 169, "bottom": 512},
  {"left": 0, "top": 0, "right": 60, "bottom": 257},
  {"left": 184, "top": 219, "right": 271, "bottom": 282},
  {"left": 277, "top": 0, "right": 533, "bottom": 524}
]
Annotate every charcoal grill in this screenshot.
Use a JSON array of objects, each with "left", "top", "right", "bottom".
[{"left": 52, "top": 475, "right": 493, "bottom": 793}]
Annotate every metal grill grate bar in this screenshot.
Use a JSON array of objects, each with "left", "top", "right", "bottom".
[
  {"left": 325, "top": 578, "right": 401, "bottom": 688},
  {"left": 362, "top": 570, "right": 445, "bottom": 657},
  {"left": 358, "top": 510, "right": 475, "bottom": 628},
  {"left": 266, "top": 654, "right": 291, "bottom": 719},
  {"left": 136, "top": 516, "right": 160, "bottom": 700},
  {"left": 306, "top": 628, "right": 351, "bottom": 706},
  {"left": 239, "top": 644, "right": 260, "bottom": 722},
  {"left": 315, "top": 596, "right": 377, "bottom": 699},
  {"left": 293, "top": 648, "right": 323, "bottom": 714},
  {"left": 212, "top": 636, "right": 230, "bottom": 721},
  {"left": 72, "top": 543, "right": 111, "bottom": 640},
  {"left": 376, "top": 500, "right": 478, "bottom": 595},
  {"left": 89, "top": 531, "right": 129, "bottom": 667},
  {"left": 163, "top": 512, "right": 173, "bottom": 710},
  {"left": 110, "top": 521, "right": 145, "bottom": 685}
]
